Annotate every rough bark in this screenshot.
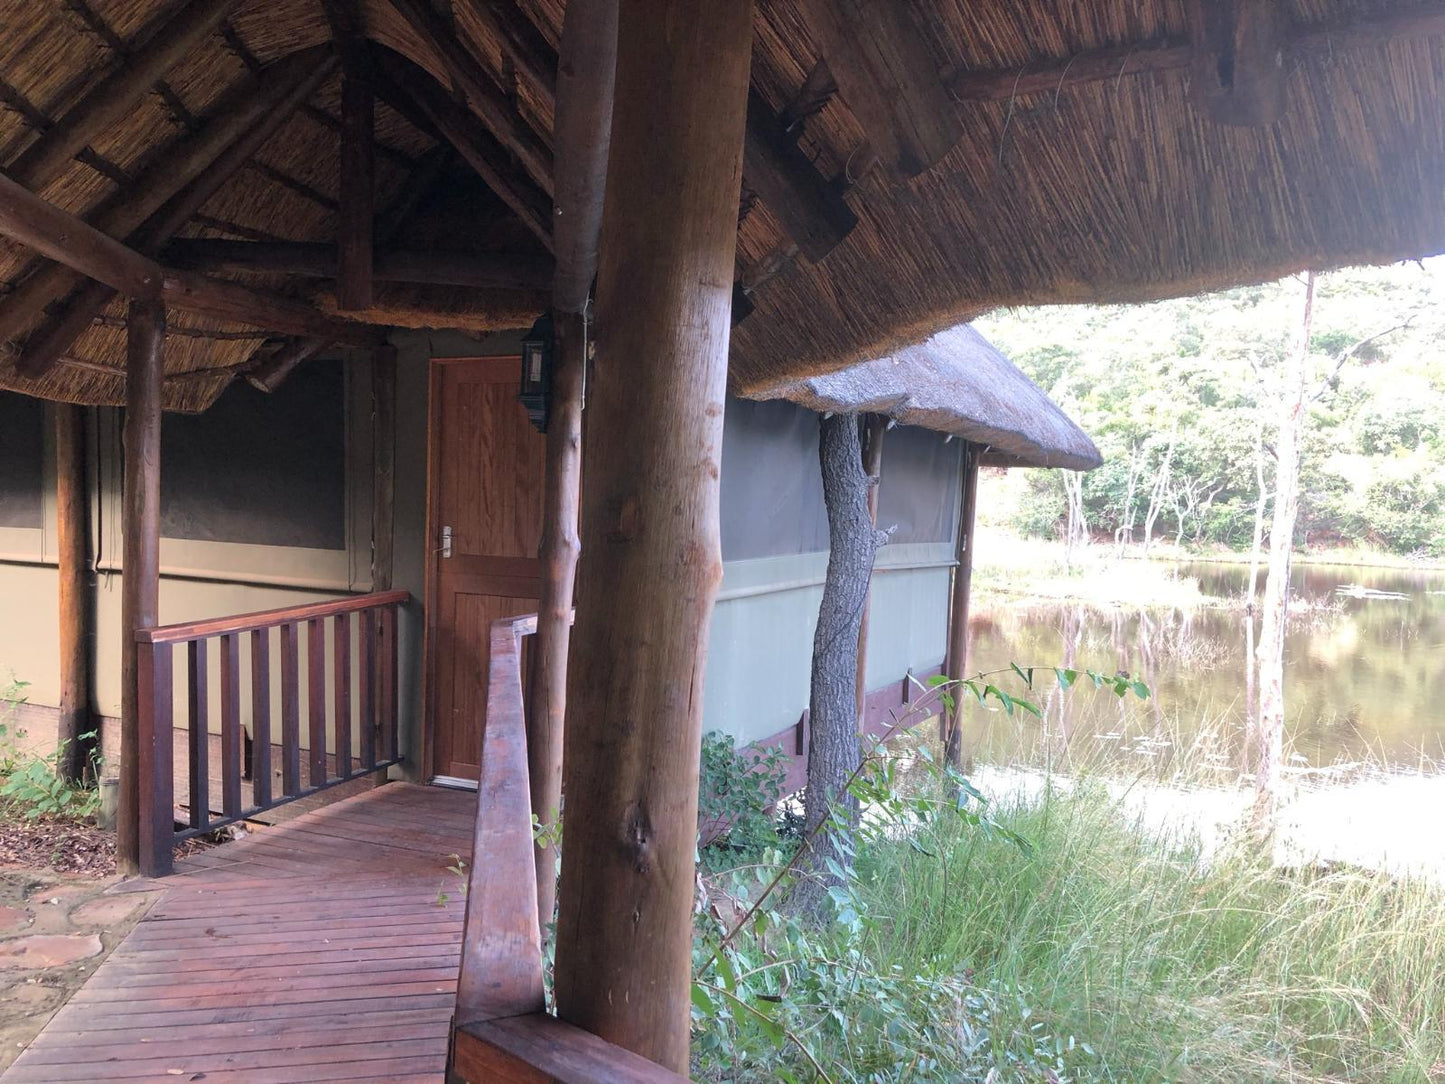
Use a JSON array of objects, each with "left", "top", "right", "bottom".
[
  {"left": 550, "top": 1, "right": 752, "bottom": 1071},
  {"left": 1252, "top": 273, "right": 1315, "bottom": 838},
  {"left": 853, "top": 414, "right": 886, "bottom": 721},
  {"left": 55, "top": 404, "right": 93, "bottom": 784},
  {"left": 117, "top": 300, "right": 166, "bottom": 876},
  {"left": 796, "top": 414, "right": 887, "bottom": 915},
  {"left": 943, "top": 445, "right": 981, "bottom": 770}
]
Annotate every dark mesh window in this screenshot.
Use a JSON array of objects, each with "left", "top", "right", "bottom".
[
  {"left": 877, "top": 426, "right": 960, "bottom": 544},
  {"left": 719, "top": 397, "right": 960, "bottom": 559},
  {"left": 0, "top": 391, "right": 44, "bottom": 529},
  {"left": 161, "top": 360, "right": 346, "bottom": 549}
]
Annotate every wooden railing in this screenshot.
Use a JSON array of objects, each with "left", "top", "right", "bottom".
[
  {"left": 136, "top": 589, "right": 409, "bottom": 877},
  {"left": 448, "top": 611, "right": 689, "bottom": 1082}
]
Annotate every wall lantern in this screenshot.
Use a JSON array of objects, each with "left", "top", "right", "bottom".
[{"left": 519, "top": 311, "right": 553, "bottom": 432}]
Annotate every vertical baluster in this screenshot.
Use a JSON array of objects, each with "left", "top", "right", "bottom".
[
  {"left": 187, "top": 640, "right": 209, "bottom": 831},
  {"left": 307, "top": 616, "right": 327, "bottom": 786},
  {"left": 137, "top": 640, "right": 174, "bottom": 878},
  {"left": 280, "top": 622, "right": 301, "bottom": 797},
  {"left": 219, "top": 633, "right": 242, "bottom": 821},
  {"left": 380, "top": 603, "right": 397, "bottom": 762},
  {"left": 334, "top": 612, "right": 352, "bottom": 779},
  {"left": 250, "top": 628, "right": 272, "bottom": 809},
  {"left": 359, "top": 608, "right": 376, "bottom": 770}
]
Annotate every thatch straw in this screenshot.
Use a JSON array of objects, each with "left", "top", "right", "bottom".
[
  {"left": 747, "top": 323, "right": 1102, "bottom": 470},
  {"left": 0, "top": 0, "right": 1443, "bottom": 412}
]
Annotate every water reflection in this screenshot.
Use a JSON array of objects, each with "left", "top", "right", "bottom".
[{"left": 963, "top": 561, "right": 1445, "bottom": 772}]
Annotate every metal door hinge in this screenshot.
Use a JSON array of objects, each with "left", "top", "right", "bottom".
[{"left": 440, "top": 525, "right": 453, "bottom": 559}]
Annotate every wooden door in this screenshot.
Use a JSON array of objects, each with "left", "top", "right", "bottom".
[{"left": 427, "top": 357, "right": 544, "bottom": 783}]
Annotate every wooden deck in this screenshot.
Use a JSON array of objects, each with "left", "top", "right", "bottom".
[{"left": 3, "top": 782, "right": 476, "bottom": 1084}]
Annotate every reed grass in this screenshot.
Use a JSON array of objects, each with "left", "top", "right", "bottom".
[{"left": 851, "top": 777, "right": 1445, "bottom": 1082}]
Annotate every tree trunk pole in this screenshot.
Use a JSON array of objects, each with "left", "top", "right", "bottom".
[
  {"left": 529, "top": 0, "right": 617, "bottom": 936},
  {"left": 943, "top": 444, "right": 980, "bottom": 768},
  {"left": 854, "top": 415, "right": 887, "bottom": 723},
  {"left": 528, "top": 309, "right": 584, "bottom": 930},
  {"left": 1253, "top": 273, "right": 1315, "bottom": 837},
  {"left": 797, "top": 413, "right": 887, "bottom": 915},
  {"left": 117, "top": 300, "right": 166, "bottom": 877},
  {"left": 55, "top": 404, "right": 93, "bottom": 785},
  {"left": 551, "top": 1, "right": 752, "bottom": 1071}
]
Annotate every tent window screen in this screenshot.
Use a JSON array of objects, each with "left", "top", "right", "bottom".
[
  {"left": 161, "top": 360, "right": 346, "bottom": 549},
  {"left": 719, "top": 399, "right": 962, "bottom": 559},
  {"left": 0, "top": 392, "right": 44, "bottom": 529}
]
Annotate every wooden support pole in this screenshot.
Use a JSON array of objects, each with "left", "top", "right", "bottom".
[
  {"left": 528, "top": 0, "right": 616, "bottom": 930},
  {"left": 7, "top": 0, "right": 241, "bottom": 192},
  {"left": 854, "top": 413, "right": 886, "bottom": 723},
  {"left": 117, "top": 299, "right": 166, "bottom": 878},
  {"left": 795, "top": 0, "right": 961, "bottom": 178},
  {"left": 943, "top": 443, "right": 980, "bottom": 769},
  {"left": 337, "top": 74, "right": 375, "bottom": 311},
  {"left": 551, "top": 1, "right": 753, "bottom": 1071},
  {"left": 55, "top": 404, "right": 93, "bottom": 785},
  {"left": 371, "top": 344, "right": 397, "bottom": 591},
  {"left": 245, "top": 338, "right": 331, "bottom": 393}
]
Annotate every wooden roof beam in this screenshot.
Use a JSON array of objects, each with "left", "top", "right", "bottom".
[
  {"left": 13, "top": 49, "right": 338, "bottom": 378},
  {"left": 795, "top": 0, "right": 961, "bottom": 179},
  {"left": 387, "top": 0, "right": 554, "bottom": 196},
  {"left": 244, "top": 336, "right": 331, "bottom": 392},
  {"left": 1187, "top": 0, "right": 1287, "bottom": 126},
  {"left": 376, "top": 52, "right": 553, "bottom": 252},
  {"left": 469, "top": 0, "right": 558, "bottom": 103},
  {"left": 8, "top": 0, "right": 241, "bottom": 191},
  {"left": 743, "top": 88, "right": 856, "bottom": 263},
  {"left": 0, "top": 168, "right": 381, "bottom": 346},
  {"left": 162, "top": 238, "right": 554, "bottom": 291},
  {"left": 337, "top": 73, "right": 376, "bottom": 310}
]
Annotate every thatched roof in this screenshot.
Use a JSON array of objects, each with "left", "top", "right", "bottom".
[
  {"left": 0, "top": 1, "right": 1442, "bottom": 410},
  {"left": 750, "top": 324, "right": 1101, "bottom": 471}
]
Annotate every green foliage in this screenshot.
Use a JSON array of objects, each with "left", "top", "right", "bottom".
[
  {"left": 0, "top": 673, "right": 101, "bottom": 823},
  {"left": 697, "top": 731, "right": 789, "bottom": 863},
  {"left": 977, "top": 262, "right": 1445, "bottom": 557}
]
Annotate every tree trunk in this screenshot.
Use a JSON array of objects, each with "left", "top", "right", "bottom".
[
  {"left": 1253, "top": 273, "right": 1315, "bottom": 838},
  {"left": 854, "top": 415, "right": 887, "bottom": 722},
  {"left": 1246, "top": 413, "right": 1269, "bottom": 613},
  {"left": 55, "top": 404, "right": 93, "bottom": 785},
  {"left": 796, "top": 414, "right": 887, "bottom": 916},
  {"left": 550, "top": 2, "right": 752, "bottom": 1072},
  {"left": 528, "top": 309, "right": 585, "bottom": 931},
  {"left": 117, "top": 299, "right": 166, "bottom": 877}
]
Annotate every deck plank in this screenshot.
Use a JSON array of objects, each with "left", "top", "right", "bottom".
[{"left": 1, "top": 782, "right": 476, "bottom": 1084}]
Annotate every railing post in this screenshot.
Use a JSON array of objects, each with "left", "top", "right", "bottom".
[
  {"left": 380, "top": 603, "right": 398, "bottom": 764},
  {"left": 137, "top": 640, "right": 174, "bottom": 877}
]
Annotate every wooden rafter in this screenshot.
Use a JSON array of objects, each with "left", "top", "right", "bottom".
[
  {"left": 0, "top": 167, "right": 380, "bottom": 346},
  {"left": 387, "top": 0, "right": 554, "bottom": 196},
  {"left": 467, "top": 0, "right": 557, "bottom": 102},
  {"left": 9, "top": 0, "right": 240, "bottom": 191},
  {"left": 1187, "top": 0, "right": 1287, "bottom": 126},
  {"left": 163, "top": 238, "right": 553, "bottom": 290},
  {"left": 795, "top": 0, "right": 962, "bottom": 179},
  {"left": 375, "top": 51, "right": 553, "bottom": 251},
  {"left": 337, "top": 74, "right": 376, "bottom": 310},
  {"left": 14, "top": 49, "right": 338, "bottom": 377}
]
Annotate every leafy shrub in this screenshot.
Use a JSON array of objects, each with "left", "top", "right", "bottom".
[
  {"left": 697, "top": 731, "right": 788, "bottom": 861},
  {"left": 0, "top": 673, "right": 102, "bottom": 822}
]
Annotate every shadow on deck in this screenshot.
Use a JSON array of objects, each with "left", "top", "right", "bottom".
[{"left": 2, "top": 782, "right": 475, "bottom": 1084}]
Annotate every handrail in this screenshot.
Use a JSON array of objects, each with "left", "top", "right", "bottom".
[{"left": 137, "top": 588, "right": 410, "bottom": 643}]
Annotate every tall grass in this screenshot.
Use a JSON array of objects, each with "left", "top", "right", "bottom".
[{"left": 853, "top": 780, "right": 1445, "bottom": 1082}]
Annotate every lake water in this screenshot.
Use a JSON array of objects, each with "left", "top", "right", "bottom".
[
  {"left": 962, "top": 560, "right": 1445, "bottom": 773},
  {"left": 957, "top": 560, "right": 1445, "bottom": 880}
]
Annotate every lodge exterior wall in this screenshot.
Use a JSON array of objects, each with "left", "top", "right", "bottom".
[{"left": 0, "top": 336, "right": 962, "bottom": 776}]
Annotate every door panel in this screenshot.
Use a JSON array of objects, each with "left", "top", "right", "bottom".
[{"left": 429, "top": 358, "right": 544, "bottom": 781}]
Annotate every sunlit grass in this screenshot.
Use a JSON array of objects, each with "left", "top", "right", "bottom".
[{"left": 852, "top": 776, "right": 1445, "bottom": 1082}]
